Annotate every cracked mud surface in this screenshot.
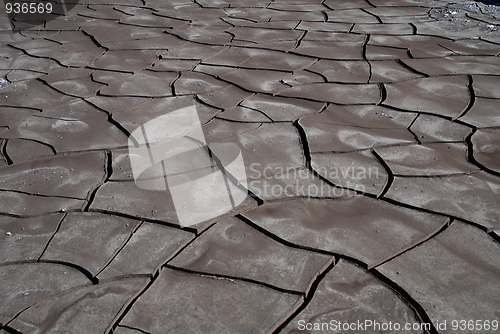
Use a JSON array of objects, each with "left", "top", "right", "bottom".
[{"left": 0, "top": 0, "right": 499, "bottom": 333}]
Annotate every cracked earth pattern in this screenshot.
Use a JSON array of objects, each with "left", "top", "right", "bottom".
[{"left": 0, "top": 0, "right": 499, "bottom": 333}]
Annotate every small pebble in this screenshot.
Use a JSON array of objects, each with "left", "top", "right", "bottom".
[{"left": 6, "top": 232, "right": 12, "bottom": 236}]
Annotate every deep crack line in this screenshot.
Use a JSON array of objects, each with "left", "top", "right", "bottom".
[
  {"left": 104, "top": 225, "right": 209, "bottom": 334},
  {"left": 1, "top": 325, "right": 23, "bottom": 334},
  {"left": 369, "top": 218, "right": 452, "bottom": 269},
  {"left": 237, "top": 214, "right": 367, "bottom": 268},
  {"left": 87, "top": 208, "right": 199, "bottom": 234},
  {"left": 292, "top": 30, "right": 307, "bottom": 51},
  {"left": 453, "top": 74, "right": 475, "bottom": 121},
  {"left": 0, "top": 189, "right": 83, "bottom": 201},
  {"left": 293, "top": 115, "right": 495, "bottom": 253},
  {"left": 94, "top": 221, "right": 143, "bottom": 278},
  {"left": 84, "top": 96, "right": 143, "bottom": 144},
  {"left": 0, "top": 139, "right": 13, "bottom": 165},
  {"left": 407, "top": 113, "right": 423, "bottom": 145},
  {"left": 238, "top": 215, "right": 437, "bottom": 334},
  {"left": 377, "top": 82, "right": 387, "bottom": 105},
  {"left": 292, "top": 118, "right": 371, "bottom": 198},
  {"left": 1, "top": 278, "right": 95, "bottom": 330},
  {"left": 164, "top": 264, "right": 305, "bottom": 296},
  {"left": 361, "top": 8, "right": 383, "bottom": 24},
  {"left": 38, "top": 259, "right": 98, "bottom": 284},
  {"left": 116, "top": 325, "right": 151, "bottom": 334},
  {"left": 396, "top": 59, "right": 430, "bottom": 78},
  {"left": 371, "top": 149, "right": 394, "bottom": 198},
  {"left": 272, "top": 259, "right": 337, "bottom": 333},
  {"left": 36, "top": 212, "right": 67, "bottom": 262},
  {"left": 464, "top": 128, "right": 500, "bottom": 178},
  {"left": 362, "top": 34, "right": 373, "bottom": 84},
  {"left": 368, "top": 268, "right": 438, "bottom": 334},
  {"left": 184, "top": 134, "right": 264, "bottom": 207},
  {"left": 379, "top": 195, "right": 495, "bottom": 235},
  {"left": 83, "top": 150, "right": 111, "bottom": 212}
]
